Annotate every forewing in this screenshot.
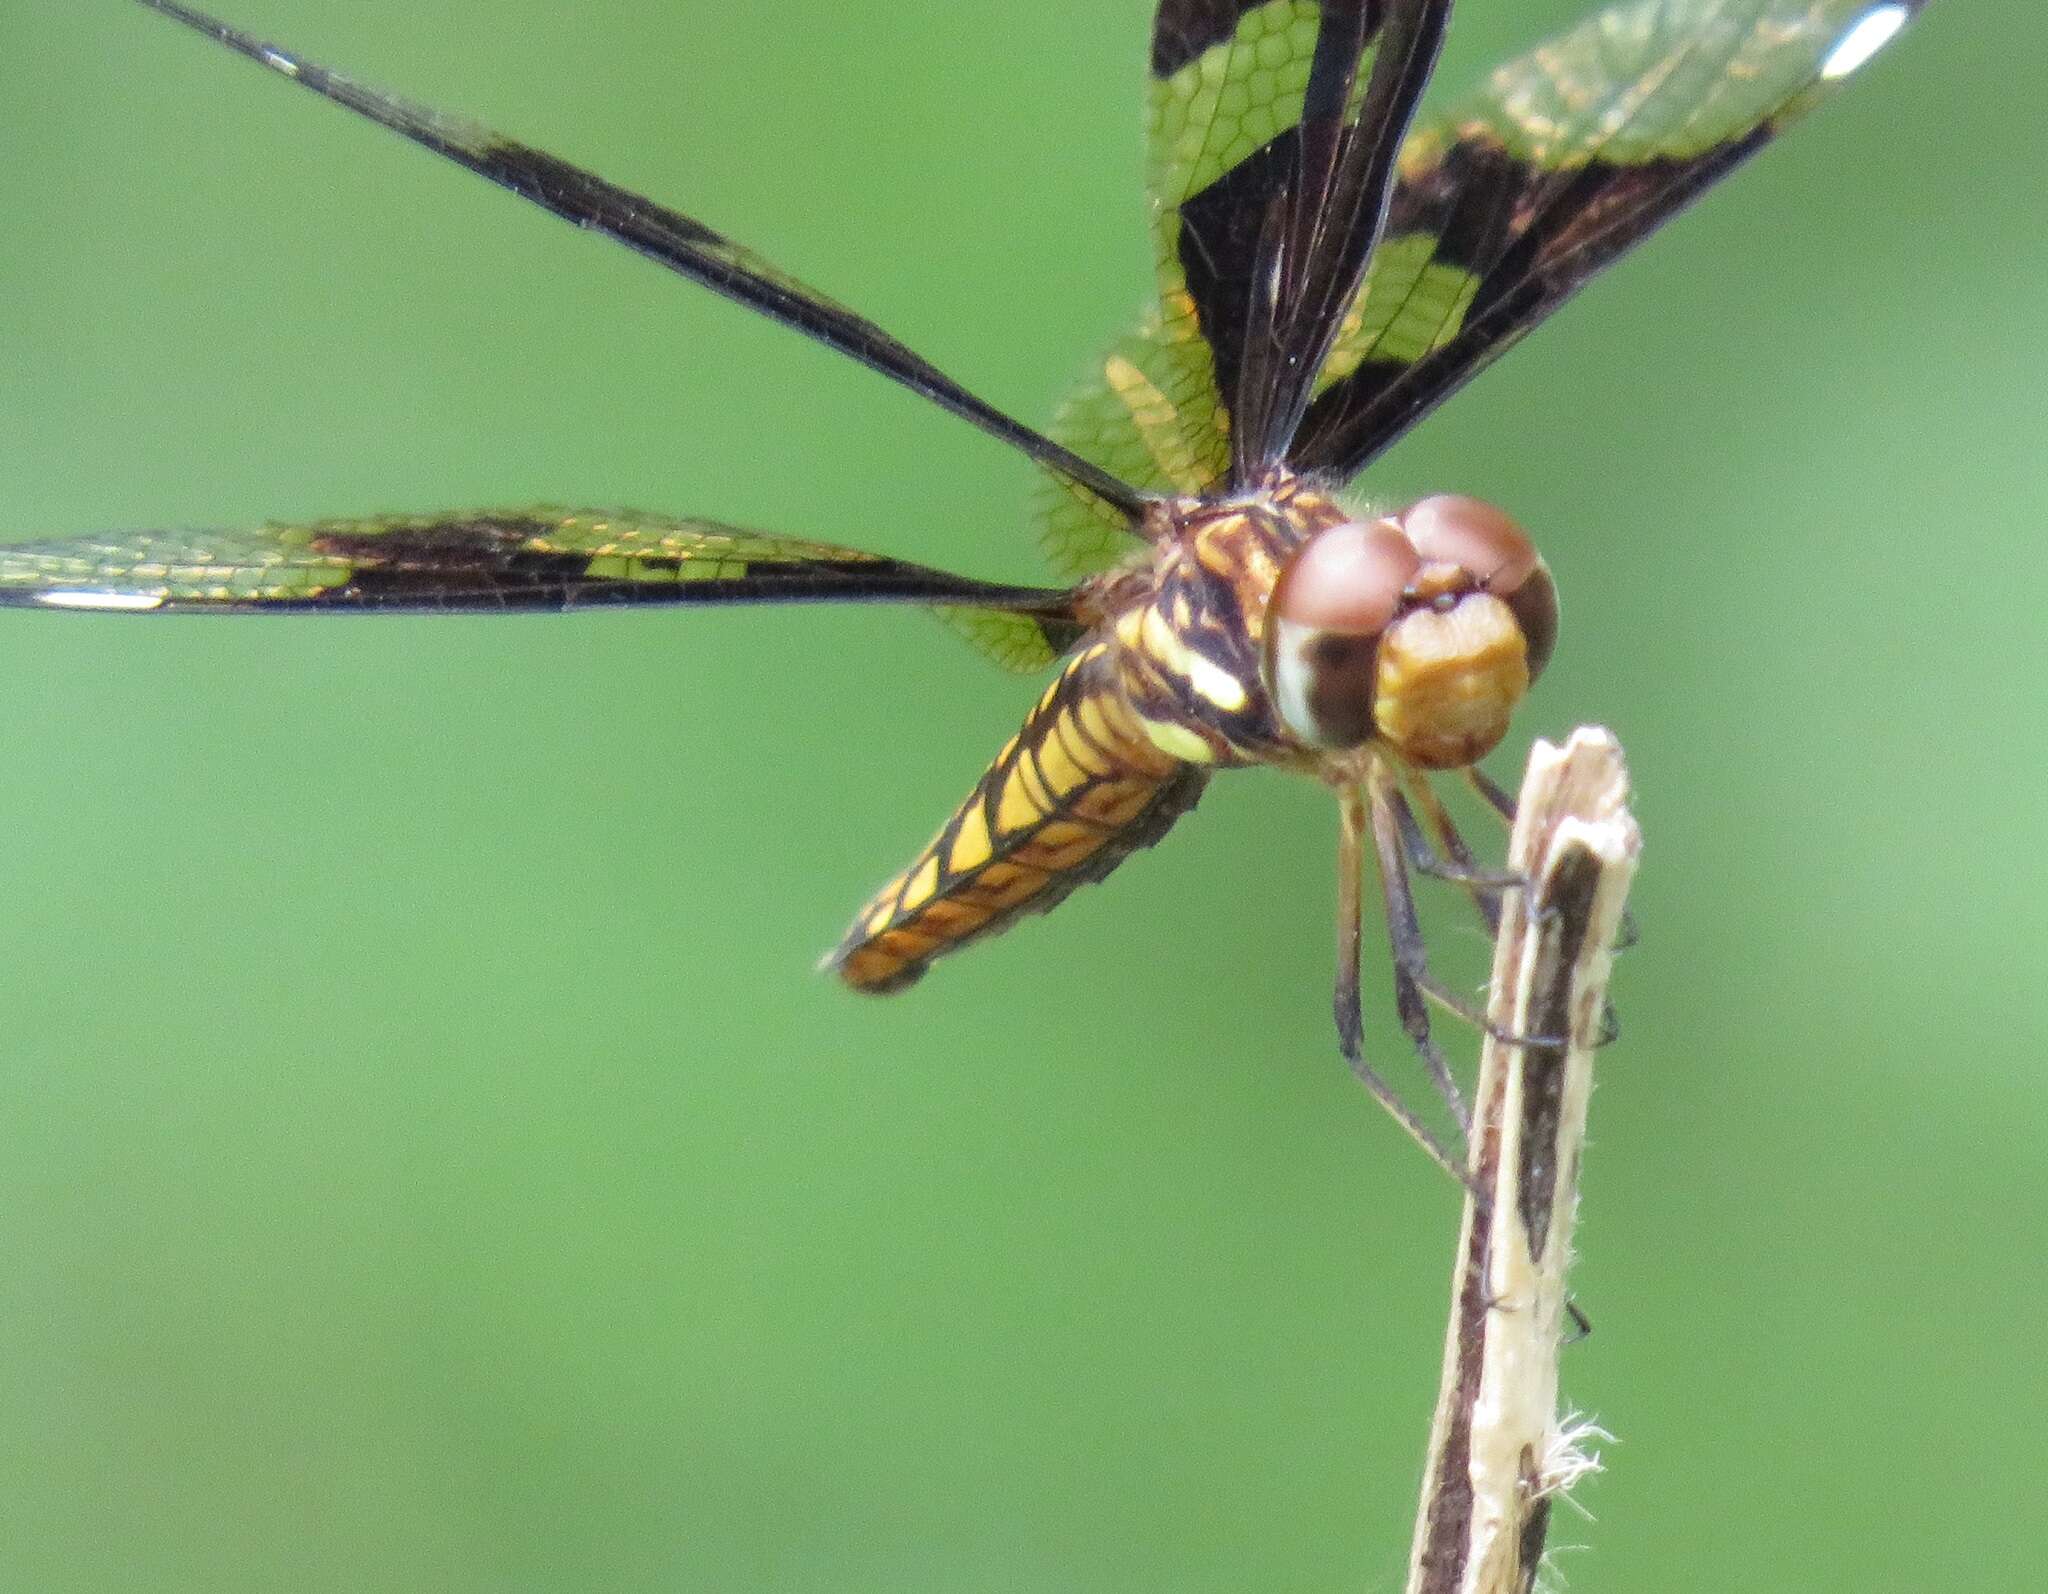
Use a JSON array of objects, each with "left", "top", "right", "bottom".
[
  {"left": 1042, "top": 2, "right": 1324, "bottom": 579},
  {"left": 1231, "top": 1, "right": 1449, "bottom": 477},
  {"left": 1290, "top": 0, "right": 1930, "bottom": 476},
  {"left": 1039, "top": 1, "right": 1444, "bottom": 575},
  {"left": 0, "top": 509, "right": 1083, "bottom": 664}
]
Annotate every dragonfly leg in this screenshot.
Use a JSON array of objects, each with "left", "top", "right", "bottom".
[
  {"left": 1336, "top": 786, "right": 1474, "bottom": 1188},
  {"left": 1397, "top": 771, "right": 1522, "bottom": 931},
  {"left": 1464, "top": 763, "right": 1518, "bottom": 826},
  {"left": 1467, "top": 763, "right": 1639, "bottom": 966},
  {"left": 1383, "top": 779, "right": 1575, "bottom": 1051},
  {"left": 1363, "top": 766, "right": 1474, "bottom": 1139}
]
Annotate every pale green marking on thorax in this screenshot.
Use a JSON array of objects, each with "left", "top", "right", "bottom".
[
  {"left": 1106, "top": 489, "right": 1351, "bottom": 768},
  {"left": 1135, "top": 710, "right": 1223, "bottom": 765}
]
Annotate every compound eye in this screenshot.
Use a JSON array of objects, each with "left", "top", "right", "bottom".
[
  {"left": 1401, "top": 494, "right": 1538, "bottom": 592},
  {"left": 1401, "top": 493, "right": 1558, "bottom": 680},
  {"left": 1264, "top": 519, "right": 1419, "bottom": 749},
  {"left": 1271, "top": 518, "right": 1417, "bottom": 636}
]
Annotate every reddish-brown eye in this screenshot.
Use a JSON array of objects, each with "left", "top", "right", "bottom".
[
  {"left": 1400, "top": 494, "right": 1538, "bottom": 593},
  {"left": 1270, "top": 518, "right": 1417, "bottom": 635},
  {"left": 1399, "top": 493, "right": 1558, "bottom": 680},
  {"left": 1264, "top": 520, "right": 1418, "bottom": 749}
]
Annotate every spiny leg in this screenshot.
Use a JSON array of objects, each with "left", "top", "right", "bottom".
[
  {"left": 1403, "top": 767, "right": 1517, "bottom": 936},
  {"left": 1466, "top": 764, "right": 1518, "bottom": 827},
  {"left": 1379, "top": 786, "right": 1504, "bottom": 1032},
  {"left": 1335, "top": 786, "right": 1470, "bottom": 1184},
  {"left": 1364, "top": 762, "right": 1472, "bottom": 1138},
  {"left": 1387, "top": 781, "right": 1578, "bottom": 1053}
]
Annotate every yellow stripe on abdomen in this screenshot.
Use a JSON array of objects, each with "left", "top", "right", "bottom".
[{"left": 828, "top": 647, "right": 1206, "bottom": 993}]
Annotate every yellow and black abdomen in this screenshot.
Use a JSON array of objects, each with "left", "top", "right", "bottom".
[{"left": 829, "top": 642, "right": 1206, "bottom": 993}]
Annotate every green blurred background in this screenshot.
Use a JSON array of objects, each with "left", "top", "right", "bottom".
[{"left": 2, "top": 3, "right": 2041, "bottom": 1590}]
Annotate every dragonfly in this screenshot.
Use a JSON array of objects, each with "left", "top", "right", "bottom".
[{"left": 4, "top": 0, "right": 1926, "bottom": 1170}]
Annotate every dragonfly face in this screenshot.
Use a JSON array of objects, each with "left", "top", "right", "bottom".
[
  {"left": 1262, "top": 492, "right": 1556, "bottom": 769},
  {"left": 5, "top": 0, "right": 1932, "bottom": 1164}
]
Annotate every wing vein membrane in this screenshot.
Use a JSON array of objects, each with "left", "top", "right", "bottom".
[{"left": 0, "top": 508, "right": 1085, "bottom": 672}]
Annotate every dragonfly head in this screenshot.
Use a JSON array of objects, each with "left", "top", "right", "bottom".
[{"left": 1262, "top": 495, "right": 1557, "bottom": 770}]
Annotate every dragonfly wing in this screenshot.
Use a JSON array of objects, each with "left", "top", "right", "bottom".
[
  {"left": 1041, "top": 1, "right": 1323, "bottom": 580},
  {"left": 1291, "top": 0, "right": 1931, "bottom": 476},
  {"left": 0, "top": 508, "right": 1083, "bottom": 663},
  {"left": 1040, "top": 1, "right": 1449, "bottom": 574}
]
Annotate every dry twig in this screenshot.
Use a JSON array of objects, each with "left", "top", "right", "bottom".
[{"left": 1405, "top": 728, "right": 1640, "bottom": 1594}]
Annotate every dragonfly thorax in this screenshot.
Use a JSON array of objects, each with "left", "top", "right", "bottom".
[{"left": 1089, "top": 484, "right": 1342, "bottom": 767}]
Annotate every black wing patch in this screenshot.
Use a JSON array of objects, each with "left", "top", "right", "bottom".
[
  {"left": 1147, "top": 2, "right": 1453, "bottom": 484},
  {"left": 1234, "top": 1, "right": 1450, "bottom": 477}
]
